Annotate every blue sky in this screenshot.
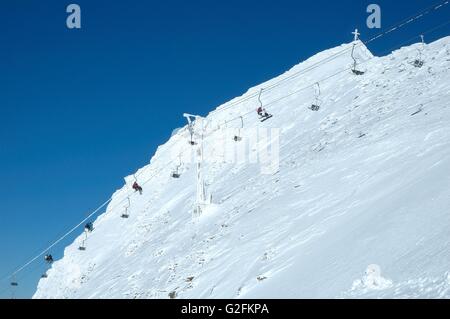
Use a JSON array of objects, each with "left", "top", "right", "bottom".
[{"left": 0, "top": 0, "right": 448, "bottom": 298}]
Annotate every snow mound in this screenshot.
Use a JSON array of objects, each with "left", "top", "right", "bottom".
[{"left": 351, "top": 264, "right": 393, "bottom": 292}]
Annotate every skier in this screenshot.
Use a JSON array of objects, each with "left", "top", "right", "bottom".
[
  {"left": 44, "top": 254, "right": 54, "bottom": 264},
  {"left": 132, "top": 181, "right": 143, "bottom": 195},
  {"left": 84, "top": 222, "right": 94, "bottom": 232},
  {"left": 257, "top": 107, "right": 272, "bottom": 121},
  {"left": 257, "top": 106, "right": 268, "bottom": 118}
]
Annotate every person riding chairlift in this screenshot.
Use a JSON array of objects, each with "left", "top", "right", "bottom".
[
  {"left": 257, "top": 106, "right": 269, "bottom": 118},
  {"left": 44, "top": 254, "right": 54, "bottom": 264},
  {"left": 132, "top": 181, "right": 143, "bottom": 195},
  {"left": 85, "top": 222, "right": 94, "bottom": 232}
]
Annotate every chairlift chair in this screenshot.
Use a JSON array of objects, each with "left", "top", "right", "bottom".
[
  {"left": 413, "top": 35, "right": 425, "bottom": 68},
  {"left": 413, "top": 59, "right": 424, "bottom": 68},
  {"left": 309, "top": 82, "right": 322, "bottom": 111},
  {"left": 352, "top": 69, "right": 365, "bottom": 76},
  {"left": 41, "top": 254, "right": 53, "bottom": 278},
  {"left": 131, "top": 174, "right": 143, "bottom": 195},
  {"left": 171, "top": 163, "right": 181, "bottom": 178},
  {"left": 171, "top": 168, "right": 181, "bottom": 179},
  {"left": 9, "top": 278, "right": 18, "bottom": 302},
  {"left": 10, "top": 276, "right": 19, "bottom": 299},
  {"left": 121, "top": 209, "right": 129, "bottom": 218},
  {"left": 351, "top": 44, "right": 365, "bottom": 75},
  {"left": 183, "top": 114, "right": 199, "bottom": 145},
  {"left": 171, "top": 171, "right": 181, "bottom": 179},
  {"left": 121, "top": 197, "right": 131, "bottom": 219},
  {"left": 171, "top": 155, "right": 182, "bottom": 178},
  {"left": 257, "top": 89, "right": 273, "bottom": 122},
  {"left": 78, "top": 235, "right": 87, "bottom": 251},
  {"left": 233, "top": 116, "right": 244, "bottom": 142},
  {"left": 189, "top": 131, "right": 199, "bottom": 145}
]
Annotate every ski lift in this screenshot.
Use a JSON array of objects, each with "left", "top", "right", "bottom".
[
  {"left": 412, "top": 35, "right": 425, "bottom": 68},
  {"left": 233, "top": 116, "right": 244, "bottom": 142},
  {"left": 132, "top": 174, "right": 143, "bottom": 195},
  {"left": 10, "top": 276, "right": 18, "bottom": 299},
  {"left": 40, "top": 254, "right": 54, "bottom": 278},
  {"left": 171, "top": 155, "right": 182, "bottom": 179},
  {"left": 183, "top": 114, "right": 199, "bottom": 145},
  {"left": 78, "top": 225, "right": 91, "bottom": 251},
  {"left": 121, "top": 197, "right": 131, "bottom": 219},
  {"left": 413, "top": 59, "right": 424, "bottom": 68},
  {"left": 309, "top": 82, "right": 321, "bottom": 111},
  {"left": 44, "top": 254, "right": 54, "bottom": 264},
  {"left": 10, "top": 276, "right": 18, "bottom": 287},
  {"left": 84, "top": 222, "right": 94, "bottom": 232},
  {"left": 188, "top": 137, "right": 197, "bottom": 146},
  {"left": 171, "top": 166, "right": 181, "bottom": 179},
  {"left": 351, "top": 44, "right": 365, "bottom": 75},
  {"left": 171, "top": 171, "right": 180, "bottom": 179},
  {"left": 257, "top": 89, "right": 273, "bottom": 122}
]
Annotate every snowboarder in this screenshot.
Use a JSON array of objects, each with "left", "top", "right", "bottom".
[
  {"left": 84, "top": 222, "right": 94, "bottom": 232},
  {"left": 44, "top": 254, "right": 54, "bottom": 264},
  {"left": 132, "top": 181, "right": 143, "bottom": 195}
]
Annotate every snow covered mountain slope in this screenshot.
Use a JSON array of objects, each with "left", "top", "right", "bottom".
[{"left": 34, "top": 37, "right": 450, "bottom": 299}]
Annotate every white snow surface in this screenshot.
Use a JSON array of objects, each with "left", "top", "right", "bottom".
[{"left": 34, "top": 38, "right": 450, "bottom": 299}]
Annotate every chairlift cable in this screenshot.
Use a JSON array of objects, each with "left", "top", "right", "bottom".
[
  {"left": 3, "top": 13, "right": 450, "bottom": 292},
  {"left": 209, "top": 0, "right": 449, "bottom": 116},
  {"left": 221, "top": 20, "right": 450, "bottom": 127}
]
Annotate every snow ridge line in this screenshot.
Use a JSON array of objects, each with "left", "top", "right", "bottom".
[
  {"left": 1, "top": 9, "right": 450, "bottom": 293},
  {"left": 211, "top": 0, "right": 450, "bottom": 116}
]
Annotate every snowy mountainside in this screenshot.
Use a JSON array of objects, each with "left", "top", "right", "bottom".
[{"left": 34, "top": 37, "right": 450, "bottom": 299}]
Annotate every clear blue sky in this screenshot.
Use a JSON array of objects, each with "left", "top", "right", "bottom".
[{"left": 0, "top": 0, "right": 448, "bottom": 298}]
